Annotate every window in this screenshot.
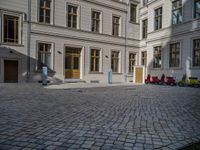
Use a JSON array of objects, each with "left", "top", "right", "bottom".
[
  {"left": 39, "top": 0, "right": 51, "bottom": 24},
  {"left": 91, "top": 11, "right": 101, "bottom": 33},
  {"left": 155, "top": 7, "right": 162, "bottom": 30},
  {"left": 153, "top": 46, "right": 161, "bottom": 68},
  {"left": 193, "top": 39, "right": 200, "bottom": 67},
  {"left": 111, "top": 51, "right": 120, "bottom": 73},
  {"left": 194, "top": 0, "right": 200, "bottom": 18},
  {"left": 141, "top": 51, "right": 147, "bottom": 66},
  {"left": 143, "top": 0, "right": 148, "bottom": 6},
  {"left": 112, "top": 16, "right": 120, "bottom": 36},
  {"left": 129, "top": 53, "right": 136, "bottom": 73},
  {"left": 130, "top": 4, "right": 137, "bottom": 23},
  {"left": 90, "top": 49, "right": 100, "bottom": 72},
  {"left": 169, "top": 43, "right": 180, "bottom": 67},
  {"left": 172, "top": 0, "right": 182, "bottom": 25},
  {"left": 38, "top": 43, "right": 52, "bottom": 70},
  {"left": 3, "top": 14, "right": 19, "bottom": 44},
  {"left": 142, "top": 19, "right": 148, "bottom": 39},
  {"left": 67, "top": 5, "right": 78, "bottom": 28}
]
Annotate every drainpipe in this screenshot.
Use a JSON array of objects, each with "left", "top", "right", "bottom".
[
  {"left": 27, "top": 0, "right": 31, "bottom": 81},
  {"left": 124, "top": 2, "right": 128, "bottom": 82}
]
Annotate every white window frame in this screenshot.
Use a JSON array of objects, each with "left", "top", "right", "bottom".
[
  {"left": 1, "top": 11, "right": 22, "bottom": 45},
  {"left": 66, "top": 3, "right": 80, "bottom": 29}
]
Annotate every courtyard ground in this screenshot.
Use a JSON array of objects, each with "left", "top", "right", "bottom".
[{"left": 0, "top": 83, "right": 200, "bottom": 150}]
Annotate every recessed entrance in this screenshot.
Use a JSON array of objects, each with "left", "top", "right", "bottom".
[
  {"left": 4, "top": 60, "right": 18, "bottom": 83},
  {"left": 65, "top": 47, "right": 81, "bottom": 79}
]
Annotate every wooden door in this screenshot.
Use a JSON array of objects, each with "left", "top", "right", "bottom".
[
  {"left": 135, "top": 67, "right": 143, "bottom": 83},
  {"left": 65, "top": 49, "right": 81, "bottom": 79},
  {"left": 4, "top": 60, "right": 18, "bottom": 83}
]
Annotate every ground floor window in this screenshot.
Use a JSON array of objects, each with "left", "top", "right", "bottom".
[
  {"left": 153, "top": 46, "right": 161, "bottom": 68},
  {"left": 37, "top": 43, "right": 52, "bottom": 70},
  {"left": 169, "top": 42, "right": 180, "bottom": 68},
  {"left": 111, "top": 51, "right": 120, "bottom": 73},
  {"left": 90, "top": 49, "right": 100, "bottom": 72},
  {"left": 129, "top": 53, "right": 136, "bottom": 73},
  {"left": 193, "top": 39, "right": 200, "bottom": 67},
  {"left": 141, "top": 51, "right": 147, "bottom": 66}
]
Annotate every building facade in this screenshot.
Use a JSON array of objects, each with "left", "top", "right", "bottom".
[{"left": 0, "top": 0, "right": 200, "bottom": 83}]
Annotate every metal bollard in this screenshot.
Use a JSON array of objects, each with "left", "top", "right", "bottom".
[
  {"left": 42, "top": 66, "right": 48, "bottom": 86},
  {"left": 108, "top": 69, "right": 112, "bottom": 84}
]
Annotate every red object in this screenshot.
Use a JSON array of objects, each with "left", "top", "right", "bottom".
[
  {"left": 165, "top": 77, "right": 176, "bottom": 85},
  {"left": 150, "top": 76, "right": 160, "bottom": 84},
  {"left": 145, "top": 74, "right": 151, "bottom": 84}
]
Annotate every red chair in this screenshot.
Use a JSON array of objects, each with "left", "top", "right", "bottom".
[
  {"left": 165, "top": 77, "right": 176, "bottom": 85},
  {"left": 145, "top": 74, "right": 151, "bottom": 84},
  {"left": 150, "top": 76, "right": 160, "bottom": 84}
]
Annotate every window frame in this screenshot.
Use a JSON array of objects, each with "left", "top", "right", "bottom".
[
  {"left": 129, "top": 53, "right": 136, "bottom": 73},
  {"left": 194, "top": 0, "right": 200, "bottom": 18},
  {"left": 112, "top": 15, "right": 121, "bottom": 36},
  {"left": 1, "top": 12, "right": 22, "bottom": 45},
  {"left": 141, "top": 51, "right": 147, "bottom": 66},
  {"left": 90, "top": 48, "right": 101, "bottom": 72},
  {"left": 36, "top": 41, "right": 54, "bottom": 71},
  {"left": 91, "top": 10, "right": 102, "bottom": 33},
  {"left": 38, "top": 0, "right": 53, "bottom": 24},
  {"left": 130, "top": 3, "right": 137, "bottom": 23},
  {"left": 153, "top": 46, "right": 162, "bottom": 68},
  {"left": 172, "top": 0, "right": 183, "bottom": 25},
  {"left": 111, "top": 50, "right": 121, "bottom": 73},
  {"left": 142, "top": 19, "right": 148, "bottom": 39},
  {"left": 66, "top": 3, "right": 80, "bottom": 29},
  {"left": 154, "top": 7, "right": 163, "bottom": 30},
  {"left": 193, "top": 39, "right": 200, "bottom": 67},
  {"left": 169, "top": 42, "right": 181, "bottom": 68}
]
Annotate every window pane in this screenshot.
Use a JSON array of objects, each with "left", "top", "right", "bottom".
[{"left": 38, "top": 43, "right": 51, "bottom": 70}]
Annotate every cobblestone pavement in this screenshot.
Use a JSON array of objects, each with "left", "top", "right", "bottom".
[{"left": 0, "top": 83, "right": 200, "bottom": 150}]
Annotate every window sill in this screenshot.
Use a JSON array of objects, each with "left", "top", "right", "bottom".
[
  {"left": 112, "top": 72, "right": 123, "bottom": 75},
  {"left": 190, "top": 66, "right": 200, "bottom": 70},
  {"left": 88, "top": 72, "right": 104, "bottom": 74},
  {"left": 129, "top": 21, "right": 139, "bottom": 25},
  {"left": 1, "top": 43, "right": 24, "bottom": 47},
  {"left": 167, "top": 67, "right": 182, "bottom": 70}
]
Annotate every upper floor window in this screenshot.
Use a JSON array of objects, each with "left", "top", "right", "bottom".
[
  {"left": 142, "top": 19, "right": 148, "bottom": 39},
  {"left": 194, "top": 0, "right": 200, "bottom": 18},
  {"left": 141, "top": 51, "right": 147, "bottom": 66},
  {"left": 154, "top": 7, "right": 162, "bottom": 30},
  {"left": 143, "top": 0, "right": 148, "bottom": 6},
  {"left": 112, "top": 16, "right": 120, "bottom": 36},
  {"left": 169, "top": 43, "right": 180, "bottom": 68},
  {"left": 130, "top": 4, "right": 137, "bottom": 23},
  {"left": 3, "top": 14, "right": 20, "bottom": 44},
  {"left": 111, "top": 51, "right": 120, "bottom": 73},
  {"left": 90, "top": 49, "right": 100, "bottom": 72},
  {"left": 39, "top": 0, "right": 52, "bottom": 24},
  {"left": 129, "top": 53, "right": 136, "bottom": 73},
  {"left": 172, "top": 0, "right": 183, "bottom": 25},
  {"left": 67, "top": 5, "right": 78, "bottom": 28},
  {"left": 153, "top": 46, "right": 162, "bottom": 68},
  {"left": 37, "top": 43, "right": 52, "bottom": 70},
  {"left": 91, "top": 11, "right": 101, "bottom": 33},
  {"left": 193, "top": 39, "right": 200, "bottom": 67}
]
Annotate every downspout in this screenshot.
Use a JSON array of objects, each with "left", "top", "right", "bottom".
[
  {"left": 27, "top": 0, "right": 31, "bottom": 81},
  {"left": 124, "top": 2, "right": 128, "bottom": 82}
]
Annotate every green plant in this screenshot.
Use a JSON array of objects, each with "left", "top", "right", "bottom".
[
  {"left": 178, "top": 80, "right": 185, "bottom": 86},
  {"left": 182, "top": 74, "right": 187, "bottom": 82},
  {"left": 188, "top": 79, "right": 200, "bottom": 86}
]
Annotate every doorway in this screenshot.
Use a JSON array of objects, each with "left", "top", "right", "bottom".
[
  {"left": 65, "top": 47, "right": 81, "bottom": 79},
  {"left": 4, "top": 60, "right": 18, "bottom": 83}
]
